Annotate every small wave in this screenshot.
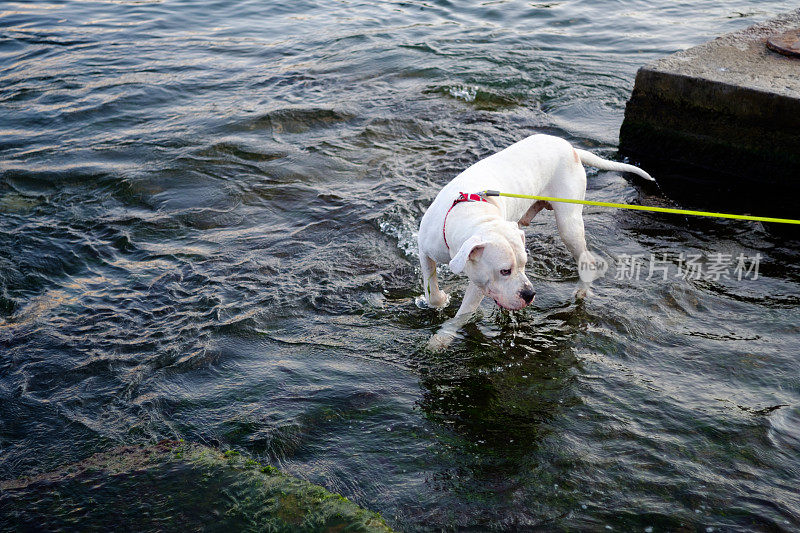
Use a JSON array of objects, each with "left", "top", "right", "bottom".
[
  {"left": 425, "top": 84, "right": 521, "bottom": 109},
  {"left": 768, "top": 406, "right": 800, "bottom": 451},
  {"left": 226, "top": 107, "right": 357, "bottom": 135}
]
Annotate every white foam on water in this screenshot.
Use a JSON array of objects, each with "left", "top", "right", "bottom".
[
  {"left": 448, "top": 85, "right": 477, "bottom": 102},
  {"left": 379, "top": 217, "right": 418, "bottom": 259}
]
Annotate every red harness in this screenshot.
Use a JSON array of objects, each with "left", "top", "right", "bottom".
[{"left": 443, "top": 192, "right": 489, "bottom": 250}]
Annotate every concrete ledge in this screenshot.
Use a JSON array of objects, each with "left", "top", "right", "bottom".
[{"left": 620, "top": 9, "right": 800, "bottom": 212}]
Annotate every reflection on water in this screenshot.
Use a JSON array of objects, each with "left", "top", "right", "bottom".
[{"left": 2, "top": 0, "right": 799, "bottom": 530}]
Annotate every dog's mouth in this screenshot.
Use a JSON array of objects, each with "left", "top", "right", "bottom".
[
  {"left": 492, "top": 298, "right": 528, "bottom": 311},
  {"left": 487, "top": 289, "right": 530, "bottom": 311}
]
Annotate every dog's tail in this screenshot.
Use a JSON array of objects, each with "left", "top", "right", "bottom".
[{"left": 575, "top": 149, "right": 655, "bottom": 182}]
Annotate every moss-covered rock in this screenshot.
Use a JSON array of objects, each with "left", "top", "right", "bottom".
[{"left": 0, "top": 441, "right": 392, "bottom": 533}]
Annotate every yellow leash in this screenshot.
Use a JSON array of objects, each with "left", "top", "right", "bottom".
[{"left": 480, "top": 190, "right": 800, "bottom": 225}]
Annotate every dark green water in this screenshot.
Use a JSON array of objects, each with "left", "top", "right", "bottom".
[{"left": 1, "top": 0, "right": 799, "bottom": 530}]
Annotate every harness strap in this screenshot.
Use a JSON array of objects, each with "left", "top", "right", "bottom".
[{"left": 443, "top": 192, "right": 489, "bottom": 250}]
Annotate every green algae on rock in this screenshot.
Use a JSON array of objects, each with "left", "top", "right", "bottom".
[{"left": 0, "top": 441, "right": 393, "bottom": 533}]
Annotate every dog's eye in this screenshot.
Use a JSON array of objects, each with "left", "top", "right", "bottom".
[{"left": 500, "top": 269, "right": 511, "bottom": 276}]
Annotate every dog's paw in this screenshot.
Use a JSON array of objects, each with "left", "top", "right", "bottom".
[
  {"left": 426, "top": 330, "right": 456, "bottom": 351},
  {"left": 574, "top": 284, "right": 593, "bottom": 299},
  {"left": 421, "top": 290, "right": 450, "bottom": 309}
]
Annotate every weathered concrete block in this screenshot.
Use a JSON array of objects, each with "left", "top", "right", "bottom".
[{"left": 620, "top": 9, "right": 800, "bottom": 209}]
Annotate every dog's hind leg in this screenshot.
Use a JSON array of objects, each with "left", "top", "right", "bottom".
[
  {"left": 419, "top": 253, "right": 449, "bottom": 308},
  {"left": 518, "top": 200, "right": 552, "bottom": 227},
  {"left": 552, "top": 203, "right": 603, "bottom": 297}
]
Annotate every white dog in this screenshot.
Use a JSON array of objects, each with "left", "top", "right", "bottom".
[{"left": 417, "top": 134, "right": 653, "bottom": 349}]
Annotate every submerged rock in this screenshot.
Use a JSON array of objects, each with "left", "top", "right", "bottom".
[{"left": 0, "top": 441, "right": 392, "bottom": 532}]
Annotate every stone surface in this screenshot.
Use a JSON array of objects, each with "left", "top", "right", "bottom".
[
  {"left": 0, "top": 441, "right": 393, "bottom": 533},
  {"left": 619, "top": 9, "right": 800, "bottom": 214}
]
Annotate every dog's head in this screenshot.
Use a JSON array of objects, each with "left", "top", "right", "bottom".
[{"left": 449, "top": 221, "right": 534, "bottom": 310}]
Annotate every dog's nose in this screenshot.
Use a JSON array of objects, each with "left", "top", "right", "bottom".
[{"left": 520, "top": 287, "right": 535, "bottom": 304}]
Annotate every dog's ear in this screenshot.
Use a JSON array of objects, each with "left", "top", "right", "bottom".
[
  {"left": 519, "top": 229, "right": 526, "bottom": 246},
  {"left": 449, "top": 235, "right": 487, "bottom": 274}
]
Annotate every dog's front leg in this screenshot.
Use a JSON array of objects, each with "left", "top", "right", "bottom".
[
  {"left": 419, "top": 254, "right": 450, "bottom": 308},
  {"left": 426, "top": 282, "right": 485, "bottom": 351}
]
